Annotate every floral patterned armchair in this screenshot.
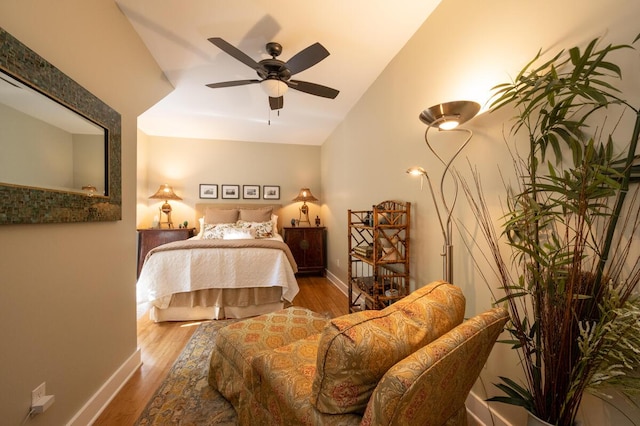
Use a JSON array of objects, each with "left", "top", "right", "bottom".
[{"left": 208, "top": 281, "right": 508, "bottom": 425}]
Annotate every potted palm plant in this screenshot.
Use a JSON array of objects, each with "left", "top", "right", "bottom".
[{"left": 462, "top": 35, "right": 640, "bottom": 425}]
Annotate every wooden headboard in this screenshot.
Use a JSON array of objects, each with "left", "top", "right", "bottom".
[{"left": 195, "top": 203, "right": 284, "bottom": 231}]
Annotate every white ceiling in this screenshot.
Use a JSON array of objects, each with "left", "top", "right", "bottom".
[{"left": 115, "top": 0, "right": 441, "bottom": 145}]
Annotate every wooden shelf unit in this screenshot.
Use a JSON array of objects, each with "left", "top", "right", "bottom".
[{"left": 348, "top": 200, "right": 410, "bottom": 312}]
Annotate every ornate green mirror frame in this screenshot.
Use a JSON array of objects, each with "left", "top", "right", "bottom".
[{"left": 0, "top": 27, "right": 121, "bottom": 224}]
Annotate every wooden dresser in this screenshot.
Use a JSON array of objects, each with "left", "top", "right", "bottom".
[
  {"left": 137, "top": 228, "right": 195, "bottom": 278},
  {"left": 283, "top": 226, "right": 326, "bottom": 276}
]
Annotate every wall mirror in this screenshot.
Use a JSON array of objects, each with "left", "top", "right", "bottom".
[{"left": 0, "top": 27, "right": 121, "bottom": 224}]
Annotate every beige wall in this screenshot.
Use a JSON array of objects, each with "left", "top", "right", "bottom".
[
  {"left": 321, "top": 0, "right": 640, "bottom": 424},
  {"left": 137, "top": 135, "right": 321, "bottom": 231},
  {"left": 0, "top": 2, "right": 172, "bottom": 425}
]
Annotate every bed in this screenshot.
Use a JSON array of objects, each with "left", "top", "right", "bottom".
[{"left": 136, "top": 203, "right": 299, "bottom": 322}]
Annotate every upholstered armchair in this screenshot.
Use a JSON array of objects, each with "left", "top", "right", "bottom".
[{"left": 209, "top": 281, "right": 508, "bottom": 425}]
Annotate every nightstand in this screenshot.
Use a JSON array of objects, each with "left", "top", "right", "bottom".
[
  {"left": 137, "top": 228, "right": 195, "bottom": 278},
  {"left": 283, "top": 226, "right": 326, "bottom": 276}
]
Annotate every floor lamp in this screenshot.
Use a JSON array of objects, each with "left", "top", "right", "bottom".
[{"left": 407, "top": 100, "right": 480, "bottom": 284}]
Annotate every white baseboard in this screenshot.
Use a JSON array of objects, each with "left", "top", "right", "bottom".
[
  {"left": 325, "top": 269, "right": 348, "bottom": 296},
  {"left": 67, "top": 348, "right": 141, "bottom": 426},
  {"left": 466, "top": 390, "right": 513, "bottom": 426}
]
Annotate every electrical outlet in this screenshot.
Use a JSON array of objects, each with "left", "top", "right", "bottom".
[
  {"left": 32, "top": 382, "right": 46, "bottom": 406},
  {"left": 336, "top": 258, "right": 340, "bottom": 267}
]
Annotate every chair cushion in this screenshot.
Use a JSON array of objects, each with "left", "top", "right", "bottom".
[{"left": 310, "top": 281, "right": 465, "bottom": 414}]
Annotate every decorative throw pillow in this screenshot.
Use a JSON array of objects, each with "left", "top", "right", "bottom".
[
  {"left": 310, "top": 282, "right": 466, "bottom": 415},
  {"left": 238, "top": 207, "right": 272, "bottom": 222},
  {"left": 204, "top": 208, "right": 239, "bottom": 224},
  {"left": 236, "top": 220, "right": 274, "bottom": 239},
  {"left": 202, "top": 223, "right": 232, "bottom": 239}
]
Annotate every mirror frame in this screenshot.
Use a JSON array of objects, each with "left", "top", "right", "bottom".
[{"left": 0, "top": 27, "right": 121, "bottom": 224}]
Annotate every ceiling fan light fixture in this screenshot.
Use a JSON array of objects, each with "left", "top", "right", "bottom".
[{"left": 260, "top": 79, "right": 288, "bottom": 97}]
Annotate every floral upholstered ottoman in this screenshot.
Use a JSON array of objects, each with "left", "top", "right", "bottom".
[{"left": 208, "top": 307, "right": 329, "bottom": 408}]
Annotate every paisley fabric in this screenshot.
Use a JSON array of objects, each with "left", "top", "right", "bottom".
[
  {"left": 247, "top": 333, "right": 362, "bottom": 425},
  {"left": 208, "top": 307, "right": 328, "bottom": 406},
  {"left": 361, "top": 307, "right": 509, "bottom": 426},
  {"left": 311, "top": 281, "right": 465, "bottom": 414},
  {"left": 208, "top": 282, "right": 506, "bottom": 426}
]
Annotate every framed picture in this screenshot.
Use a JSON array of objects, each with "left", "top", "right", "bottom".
[
  {"left": 221, "top": 184, "right": 240, "bottom": 199},
  {"left": 243, "top": 185, "right": 260, "bottom": 199},
  {"left": 199, "top": 184, "right": 218, "bottom": 199},
  {"left": 263, "top": 185, "right": 280, "bottom": 200}
]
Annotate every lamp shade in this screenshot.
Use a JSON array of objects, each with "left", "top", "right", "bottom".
[
  {"left": 292, "top": 188, "right": 318, "bottom": 202},
  {"left": 261, "top": 78, "right": 289, "bottom": 97},
  {"left": 149, "top": 184, "right": 182, "bottom": 201},
  {"left": 419, "top": 100, "right": 480, "bottom": 129}
]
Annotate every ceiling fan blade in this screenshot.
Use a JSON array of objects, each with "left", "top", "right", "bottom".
[
  {"left": 269, "top": 96, "right": 284, "bottom": 110},
  {"left": 208, "top": 37, "right": 259, "bottom": 70},
  {"left": 206, "top": 79, "right": 260, "bottom": 89},
  {"left": 285, "top": 42, "right": 330, "bottom": 75},
  {"left": 288, "top": 80, "right": 339, "bottom": 99}
]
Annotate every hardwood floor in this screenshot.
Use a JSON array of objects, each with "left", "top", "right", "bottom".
[{"left": 93, "top": 276, "right": 347, "bottom": 425}]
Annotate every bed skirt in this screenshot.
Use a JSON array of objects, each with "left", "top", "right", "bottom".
[{"left": 147, "top": 287, "right": 284, "bottom": 322}]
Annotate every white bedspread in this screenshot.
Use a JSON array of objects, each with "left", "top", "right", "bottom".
[{"left": 136, "top": 236, "right": 299, "bottom": 309}]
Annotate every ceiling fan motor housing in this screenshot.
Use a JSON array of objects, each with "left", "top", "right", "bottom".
[
  {"left": 257, "top": 58, "right": 291, "bottom": 81},
  {"left": 265, "top": 42, "right": 282, "bottom": 57}
]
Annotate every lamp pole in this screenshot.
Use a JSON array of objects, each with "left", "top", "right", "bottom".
[
  {"left": 426, "top": 125, "right": 474, "bottom": 284},
  {"left": 409, "top": 100, "right": 480, "bottom": 284}
]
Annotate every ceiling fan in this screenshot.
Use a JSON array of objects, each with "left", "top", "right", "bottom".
[{"left": 206, "top": 37, "right": 339, "bottom": 111}]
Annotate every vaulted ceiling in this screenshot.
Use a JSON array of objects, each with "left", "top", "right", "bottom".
[{"left": 116, "top": 0, "right": 441, "bottom": 145}]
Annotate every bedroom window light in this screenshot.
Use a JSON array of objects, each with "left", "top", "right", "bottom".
[
  {"left": 292, "top": 187, "right": 318, "bottom": 226},
  {"left": 149, "top": 184, "right": 183, "bottom": 228},
  {"left": 408, "top": 100, "right": 480, "bottom": 284}
]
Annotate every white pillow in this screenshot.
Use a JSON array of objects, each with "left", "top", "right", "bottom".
[
  {"left": 223, "top": 227, "right": 255, "bottom": 240},
  {"left": 196, "top": 217, "right": 205, "bottom": 238}
]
